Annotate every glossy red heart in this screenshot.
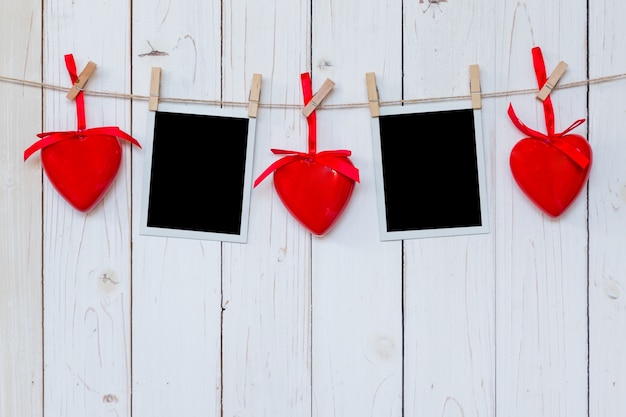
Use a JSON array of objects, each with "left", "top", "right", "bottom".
[
  {"left": 273, "top": 155, "right": 356, "bottom": 235},
  {"left": 41, "top": 134, "right": 122, "bottom": 212},
  {"left": 510, "top": 134, "right": 592, "bottom": 217}
]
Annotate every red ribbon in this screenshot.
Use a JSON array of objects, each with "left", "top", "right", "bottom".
[
  {"left": 253, "top": 72, "right": 360, "bottom": 187},
  {"left": 508, "top": 47, "right": 589, "bottom": 169},
  {"left": 24, "top": 54, "right": 140, "bottom": 161}
]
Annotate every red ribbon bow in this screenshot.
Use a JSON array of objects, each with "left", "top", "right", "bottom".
[
  {"left": 507, "top": 47, "right": 589, "bottom": 169},
  {"left": 24, "top": 54, "right": 140, "bottom": 161},
  {"left": 253, "top": 72, "right": 360, "bottom": 187}
]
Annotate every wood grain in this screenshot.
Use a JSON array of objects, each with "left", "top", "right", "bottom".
[
  {"left": 311, "top": 1, "right": 404, "bottom": 416},
  {"left": 493, "top": 2, "right": 589, "bottom": 416},
  {"left": 4, "top": 0, "right": 626, "bottom": 416},
  {"left": 42, "top": 0, "right": 132, "bottom": 415},
  {"left": 0, "top": 1, "right": 43, "bottom": 416},
  {"left": 402, "top": 2, "right": 496, "bottom": 415},
  {"left": 589, "top": 1, "right": 626, "bottom": 416},
  {"left": 221, "top": 0, "right": 313, "bottom": 416},
  {"left": 130, "top": 1, "right": 223, "bottom": 416}
]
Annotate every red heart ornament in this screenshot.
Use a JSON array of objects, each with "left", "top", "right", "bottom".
[
  {"left": 508, "top": 46, "right": 592, "bottom": 218},
  {"left": 24, "top": 54, "right": 140, "bottom": 212},
  {"left": 41, "top": 134, "right": 122, "bottom": 212},
  {"left": 273, "top": 155, "right": 356, "bottom": 235},
  {"left": 254, "top": 72, "right": 360, "bottom": 236},
  {"left": 510, "top": 134, "right": 592, "bottom": 217}
]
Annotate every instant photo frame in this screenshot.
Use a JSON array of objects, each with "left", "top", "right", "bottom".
[
  {"left": 370, "top": 99, "right": 489, "bottom": 240},
  {"left": 140, "top": 102, "right": 257, "bottom": 243}
]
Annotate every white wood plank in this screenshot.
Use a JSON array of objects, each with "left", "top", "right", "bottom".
[
  {"left": 0, "top": 2, "right": 43, "bottom": 417},
  {"left": 493, "top": 1, "right": 589, "bottom": 416},
  {"left": 402, "top": 3, "right": 496, "bottom": 416},
  {"left": 310, "top": 1, "right": 404, "bottom": 416},
  {"left": 220, "top": 1, "right": 312, "bottom": 416},
  {"left": 130, "top": 1, "right": 223, "bottom": 416},
  {"left": 588, "top": 1, "right": 626, "bottom": 416},
  {"left": 42, "top": 1, "right": 132, "bottom": 416}
]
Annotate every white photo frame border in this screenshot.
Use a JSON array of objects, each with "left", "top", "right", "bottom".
[
  {"left": 370, "top": 98, "right": 489, "bottom": 241},
  {"left": 140, "top": 101, "right": 257, "bottom": 243}
]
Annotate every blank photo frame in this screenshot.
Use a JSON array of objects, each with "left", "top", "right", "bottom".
[
  {"left": 370, "top": 99, "right": 489, "bottom": 240},
  {"left": 140, "top": 102, "right": 257, "bottom": 243}
]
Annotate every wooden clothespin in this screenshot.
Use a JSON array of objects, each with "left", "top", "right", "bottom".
[
  {"left": 302, "top": 78, "right": 335, "bottom": 117},
  {"left": 248, "top": 73, "right": 262, "bottom": 118},
  {"left": 148, "top": 67, "right": 161, "bottom": 111},
  {"left": 365, "top": 72, "right": 380, "bottom": 117},
  {"left": 537, "top": 61, "right": 567, "bottom": 101},
  {"left": 66, "top": 61, "right": 97, "bottom": 100},
  {"left": 469, "top": 64, "right": 482, "bottom": 110}
]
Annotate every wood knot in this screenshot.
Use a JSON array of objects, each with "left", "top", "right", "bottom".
[{"left": 102, "top": 394, "right": 119, "bottom": 403}]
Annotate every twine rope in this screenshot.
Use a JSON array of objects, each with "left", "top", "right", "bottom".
[{"left": 1, "top": 72, "right": 624, "bottom": 110}]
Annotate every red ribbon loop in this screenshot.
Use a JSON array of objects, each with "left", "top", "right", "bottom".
[
  {"left": 24, "top": 126, "right": 141, "bottom": 161},
  {"left": 508, "top": 104, "right": 589, "bottom": 169},
  {"left": 253, "top": 148, "right": 359, "bottom": 187},
  {"left": 254, "top": 73, "right": 360, "bottom": 187},
  {"left": 24, "top": 54, "right": 140, "bottom": 161}
]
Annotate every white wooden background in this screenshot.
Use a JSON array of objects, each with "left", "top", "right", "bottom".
[{"left": 2, "top": 0, "right": 625, "bottom": 416}]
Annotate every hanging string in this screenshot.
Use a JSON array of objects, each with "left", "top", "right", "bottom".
[{"left": 1, "top": 71, "right": 625, "bottom": 110}]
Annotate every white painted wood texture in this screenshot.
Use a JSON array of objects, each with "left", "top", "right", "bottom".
[
  {"left": 0, "top": 2, "right": 42, "bottom": 417},
  {"left": 589, "top": 2, "right": 626, "bottom": 416},
  {"left": 494, "top": 3, "right": 589, "bottom": 417},
  {"left": 403, "top": 3, "right": 496, "bottom": 416},
  {"left": 2, "top": 1, "right": 626, "bottom": 417},
  {"left": 311, "top": 0, "right": 403, "bottom": 415},
  {"left": 131, "top": 2, "right": 222, "bottom": 416},
  {"left": 41, "top": 0, "right": 133, "bottom": 416},
  {"left": 221, "top": 1, "right": 312, "bottom": 416}
]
